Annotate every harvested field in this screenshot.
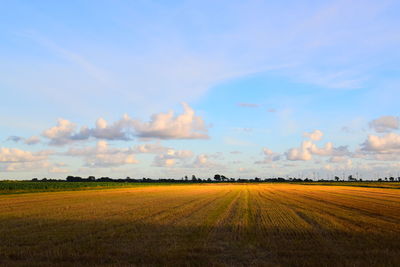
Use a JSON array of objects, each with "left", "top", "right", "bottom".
[{"left": 0, "top": 184, "right": 399, "bottom": 266}]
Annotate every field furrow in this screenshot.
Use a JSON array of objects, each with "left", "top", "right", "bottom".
[{"left": 0, "top": 184, "right": 399, "bottom": 266}]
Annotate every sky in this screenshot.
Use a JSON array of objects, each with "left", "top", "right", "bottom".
[{"left": 1, "top": 0, "right": 400, "bottom": 180}]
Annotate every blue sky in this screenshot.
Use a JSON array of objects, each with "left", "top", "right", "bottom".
[{"left": 1, "top": 0, "right": 400, "bottom": 179}]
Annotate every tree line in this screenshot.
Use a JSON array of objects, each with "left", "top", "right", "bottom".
[{"left": 27, "top": 174, "right": 400, "bottom": 183}]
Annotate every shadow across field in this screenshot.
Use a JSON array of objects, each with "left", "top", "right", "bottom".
[{"left": 1, "top": 217, "right": 398, "bottom": 266}]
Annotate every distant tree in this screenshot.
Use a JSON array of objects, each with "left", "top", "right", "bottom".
[
  {"left": 378, "top": 178, "right": 382, "bottom": 182},
  {"left": 88, "top": 176, "right": 95, "bottom": 181},
  {"left": 389, "top": 177, "right": 394, "bottom": 182},
  {"left": 191, "top": 175, "right": 197, "bottom": 181},
  {"left": 334, "top": 176, "right": 340, "bottom": 182},
  {"left": 214, "top": 174, "right": 221, "bottom": 181},
  {"left": 348, "top": 175, "right": 356, "bottom": 181},
  {"left": 184, "top": 175, "right": 188, "bottom": 181}
]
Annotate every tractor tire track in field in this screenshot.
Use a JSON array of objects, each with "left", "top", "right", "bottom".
[
  {"left": 256, "top": 188, "right": 360, "bottom": 265},
  {"left": 1, "top": 184, "right": 400, "bottom": 266},
  {"left": 48, "top": 189, "right": 234, "bottom": 249},
  {"left": 269, "top": 188, "right": 400, "bottom": 238},
  {"left": 298, "top": 192, "right": 400, "bottom": 225},
  {"left": 1, "top": 189, "right": 226, "bottom": 252},
  {"left": 0, "top": 189, "right": 204, "bottom": 239},
  {"left": 201, "top": 187, "right": 254, "bottom": 265},
  {"left": 297, "top": 188, "right": 400, "bottom": 216}
]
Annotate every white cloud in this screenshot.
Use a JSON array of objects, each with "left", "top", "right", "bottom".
[
  {"left": 263, "top": 148, "right": 273, "bottom": 155},
  {"left": 24, "top": 136, "right": 40, "bottom": 145},
  {"left": 132, "top": 103, "right": 209, "bottom": 140},
  {"left": 193, "top": 154, "right": 208, "bottom": 166},
  {"left": 48, "top": 164, "right": 69, "bottom": 173},
  {"left": 90, "top": 115, "right": 132, "bottom": 140},
  {"left": 286, "top": 145, "right": 313, "bottom": 161},
  {"left": 153, "top": 149, "right": 193, "bottom": 167},
  {"left": 6, "top": 135, "right": 40, "bottom": 145},
  {"left": 0, "top": 147, "right": 60, "bottom": 173},
  {"left": 42, "top": 118, "right": 77, "bottom": 145},
  {"left": 0, "top": 147, "right": 49, "bottom": 163},
  {"left": 361, "top": 133, "right": 400, "bottom": 154},
  {"left": 255, "top": 147, "right": 281, "bottom": 164},
  {"left": 304, "top": 130, "right": 324, "bottom": 141},
  {"left": 286, "top": 140, "right": 348, "bottom": 161},
  {"left": 66, "top": 141, "right": 139, "bottom": 167},
  {"left": 1, "top": 161, "right": 50, "bottom": 172},
  {"left": 324, "top": 158, "right": 353, "bottom": 171},
  {"left": 42, "top": 103, "right": 209, "bottom": 145},
  {"left": 131, "top": 143, "right": 168, "bottom": 154},
  {"left": 190, "top": 154, "right": 220, "bottom": 169},
  {"left": 369, "top": 116, "right": 399, "bottom": 133}
]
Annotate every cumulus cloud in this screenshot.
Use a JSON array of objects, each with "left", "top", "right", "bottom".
[
  {"left": 323, "top": 158, "right": 353, "bottom": 171},
  {"left": 130, "top": 143, "right": 168, "bottom": 154},
  {"left": 90, "top": 115, "right": 132, "bottom": 140},
  {"left": 48, "top": 166, "right": 69, "bottom": 173},
  {"left": 132, "top": 103, "right": 208, "bottom": 140},
  {"left": 254, "top": 147, "right": 281, "bottom": 164},
  {"left": 193, "top": 154, "right": 208, "bottom": 166},
  {"left": 1, "top": 161, "right": 48, "bottom": 172},
  {"left": 303, "top": 130, "right": 323, "bottom": 141},
  {"left": 65, "top": 141, "right": 138, "bottom": 167},
  {"left": 153, "top": 149, "right": 193, "bottom": 167},
  {"left": 361, "top": 133, "right": 400, "bottom": 154},
  {"left": 0, "top": 147, "right": 49, "bottom": 163},
  {"left": 369, "top": 116, "right": 399, "bottom": 133},
  {"left": 6, "top": 135, "right": 41, "bottom": 145},
  {"left": 0, "top": 147, "right": 56, "bottom": 172},
  {"left": 42, "top": 117, "right": 133, "bottom": 145},
  {"left": 190, "top": 154, "right": 222, "bottom": 168},
  {"left": 286, "top": 144, "right": 313, "bottom": 161},
  {"left": 42, "top": 103, "right": 209, "bottom": 145},
  {"left": 263, "top": 148, "right": 273, "bottom": 155},
  {"left": 67, "top": 141, "right": 174, "bottom": 168},
  {"left": 42, "top": 118, "right": 77, "bottom": 145},
  {"left": 24, "top": 136, "right": 40, "bottom": 145},
  {"left": 286, "top": 140, "right": 348, "bottom": 161}
]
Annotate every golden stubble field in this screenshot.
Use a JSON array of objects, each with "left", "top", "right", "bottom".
[{"left": 0, "top": 184, "right": 399, "bottom": 266}]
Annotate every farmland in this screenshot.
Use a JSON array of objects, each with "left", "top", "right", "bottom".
[
  {"left": 0, "top": 181, "right": 161, "bottom": 195},
  {"left": 0, "top": 184, "right": 399, "bottom": 266}
]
